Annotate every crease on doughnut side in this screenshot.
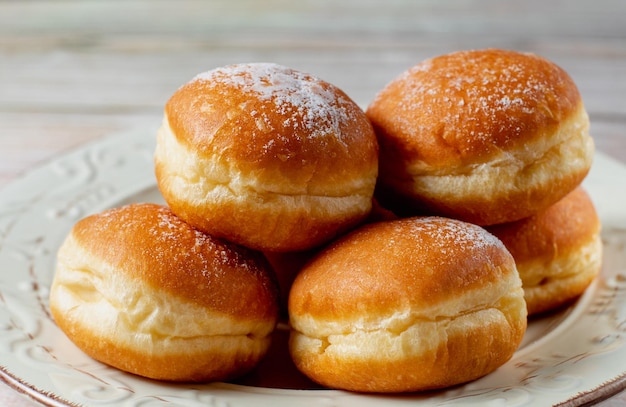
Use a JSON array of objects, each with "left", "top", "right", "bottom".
[
  {"left": 291, "top": 281, "right": 526, "bottom": 359},
  {"left": 294, "top": 306, "right": 519, "bottom": 359},
  {"left": 295, "top": 303, "right": 512, "bottom": 340}
]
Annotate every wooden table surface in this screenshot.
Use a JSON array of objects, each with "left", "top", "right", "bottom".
[{"left": 1, "top": 1, "right": 625, "bottom": 406}]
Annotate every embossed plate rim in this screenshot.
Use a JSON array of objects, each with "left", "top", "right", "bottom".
[{"left": 1, "top": 126, "right": 625, "bottom": 407}]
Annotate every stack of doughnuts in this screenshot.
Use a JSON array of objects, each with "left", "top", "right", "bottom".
[{"left": 50, "top": 50, "right": 601, "bottom": 393}]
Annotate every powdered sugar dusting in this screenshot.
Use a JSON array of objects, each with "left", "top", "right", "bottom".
[
  {"left": 403, "top": 217, "right": 504, "bottom": 252},
  {"left": 149, "top": 205, "right": 260, "bottom": 277},
  {"left": 192, "top": 63, "right": 354, "bottom": 142},
  {"left": 369, "top": 217, "right": 511, "bottom": 285},
  {"left": 90, "top": 204, "right": 264, "bottom": 281},
  {"left": 378, "top": 217, "right": 506, "bottom": 264},
  {"left": 379, "top": 49, "right": 562, "bottom": 152}
]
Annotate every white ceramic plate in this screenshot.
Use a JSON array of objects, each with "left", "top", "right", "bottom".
[{"left": 1, "top": 127, "right": 626, "bottom": 407}]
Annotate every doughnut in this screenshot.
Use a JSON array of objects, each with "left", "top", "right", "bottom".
[
  {"left": 487, "top": 187, "right": 602, "bottom": 316},
  {"left": 366, "top": 48, "right": 594, "bottom": 225},
  {"left": 49, "top": 203, "right": 279, "bottom": 382},
  {"left": 155, "top": 62, "right": 379, "bottom": 252},
  {"left": 288, "top": 216, "right": 527, "bottom": 392}
]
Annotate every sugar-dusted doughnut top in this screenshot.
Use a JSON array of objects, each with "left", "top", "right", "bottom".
[{"left": 165, "top": 62, "right": 378, "bottom": 193}]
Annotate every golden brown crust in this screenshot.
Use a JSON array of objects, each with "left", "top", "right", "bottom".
[
  {"left": 69, "top": 203, "right": 278, "bottom": 318},
  {"left": 165, "top": 64, "right": 377, "bottom": 190},
  {"left": 367, "top": 48, "right": 581, "bottom": 168},
  {"left": 487, "top": 187, "right": 599, "bottom": 263},
  {"left": 156, "top": 63, "right": 378, "bottom": 251},
  {"left": 367, "top": 49, "right": 593, "bottom": 225},
  {"left": 487, "top": 187, "right": 603, "bottom": 315},
  {"left": 289, "top": 218, "right": 514, "bottom": 318},
  {"left": 50, "top": 203, "right": 279, "bottom": 382},
  {"left": 288, "top": 217, "right": 527, "bottom": 392}
]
